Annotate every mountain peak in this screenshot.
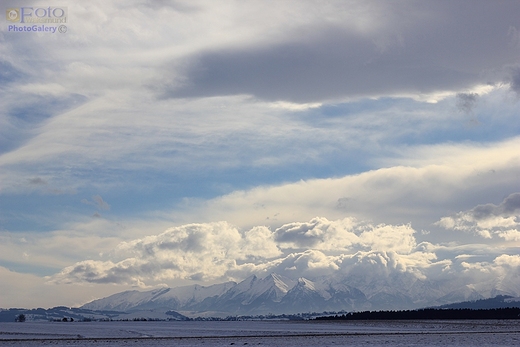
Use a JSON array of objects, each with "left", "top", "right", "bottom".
[
  {"left": 264, "top": 273, "right": 295, "bottom": 293},
  {"left": 233, "top": 274, "right": 259, "bottom": 292},
  {"left": 297, "top": 277, "right": 315, "bottom": 290}
]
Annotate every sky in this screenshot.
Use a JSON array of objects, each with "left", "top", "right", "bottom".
[{"left": 1, "top": 0, "right": 519, "bottom": 309}]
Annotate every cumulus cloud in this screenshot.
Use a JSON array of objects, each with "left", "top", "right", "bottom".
[
  {"left": 436, "top": 192, "right": 520, "bottom": 240},
  {"left": 273, "top": 217, "right": 359, "bottom": 249},
  {"left": 51, "top": 221, "right": 282, "bottom": 285},
  {"left": 273, "top": 217, "right": 416, "bottom": 254},
  {"left": 49, "top": 212, "right": 520, "bottom": 297}
]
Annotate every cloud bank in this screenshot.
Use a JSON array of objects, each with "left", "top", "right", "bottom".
[
  {"left": 47, "top": 218, "right": 434, "bottom": 285},
  {"left": 50, "top": 192, "right": 520, "bottom": 299},
  {"left": 160, "top": 1, "right": 520, "bottom": 102}
]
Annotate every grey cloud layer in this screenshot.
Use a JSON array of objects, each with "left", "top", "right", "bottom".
[{"left": 160, "top": 1, "right": 520, "bottom": 102}]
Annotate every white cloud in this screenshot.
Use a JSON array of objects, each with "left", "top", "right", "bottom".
[
  {"left": 51, "top": 221, "right": 282, "bottom": 285},
  {"left": 47, "top": 212, "right": 518, "bottom": 295},
  {"left": 436, "top": 192, "right": 520, "bottom": 240},
  {"left": 359, "top": 224, "right": 416, "bottom": 254},
  {"left": 496, "top": 229, "right": 520, "bottom": 241},
  {"left": 268, "top": 101, "right": 322, "bottom": 111},
  {"left": 173, "top": 137, "right": 520, "bottom": 233},
  {"left": 494, "top": 254, "right": 520, "bottom": 268},
  {"left": 273, "top": 217, "right": 359, "bottom": 249},
  {"left": 272, "top": 217, "right": 416, "bottom": 254}
]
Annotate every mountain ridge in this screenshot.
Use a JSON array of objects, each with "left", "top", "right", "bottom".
[
  {"left": 3, "top": 293, "right": 520, "bottom": 322},
  {"left": 81, "top": 271, "right": 520, "bottom": 315}
]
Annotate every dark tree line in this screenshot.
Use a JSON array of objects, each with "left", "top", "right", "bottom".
[{"left": 316, "top": 307, "right": 520, "bottom": 320}]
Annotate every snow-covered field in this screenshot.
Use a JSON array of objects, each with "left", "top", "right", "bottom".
[{"left": 0, "top": 320, "right": 519, "bottom": 346}]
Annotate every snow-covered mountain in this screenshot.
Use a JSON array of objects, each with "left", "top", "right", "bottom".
[
  {"left": 205, "top": 273, "right": 296, "bottom": 313},
  {"left": 81, "top": 272, "right": 520, "bottom": 315},
  {"left": 82, "top": 281, "right": 236, "bottom": 312}
]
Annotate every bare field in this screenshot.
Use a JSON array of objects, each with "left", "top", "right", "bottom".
[{"left": 1, "top": 320, "right": 519, "bottom": 346}]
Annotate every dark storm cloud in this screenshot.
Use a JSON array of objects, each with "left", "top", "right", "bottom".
[{"left": 157, "top": 1, "right": 520, "bottom": 102}]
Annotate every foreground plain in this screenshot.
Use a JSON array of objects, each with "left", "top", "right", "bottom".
[{"left": 0, "top": 320, "right": 519, "bottom": 346}]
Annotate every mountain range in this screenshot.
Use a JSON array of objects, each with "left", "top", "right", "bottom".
[
  {"left": 2, "top": 273, "right": 520, "bottom": 322},
  {"left": 81, "top": 272, "right": 520, "bottom": 316}
]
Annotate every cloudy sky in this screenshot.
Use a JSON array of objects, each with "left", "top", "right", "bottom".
[{"left": 1, "top": 0, "right": 519, "bottom": 308}]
